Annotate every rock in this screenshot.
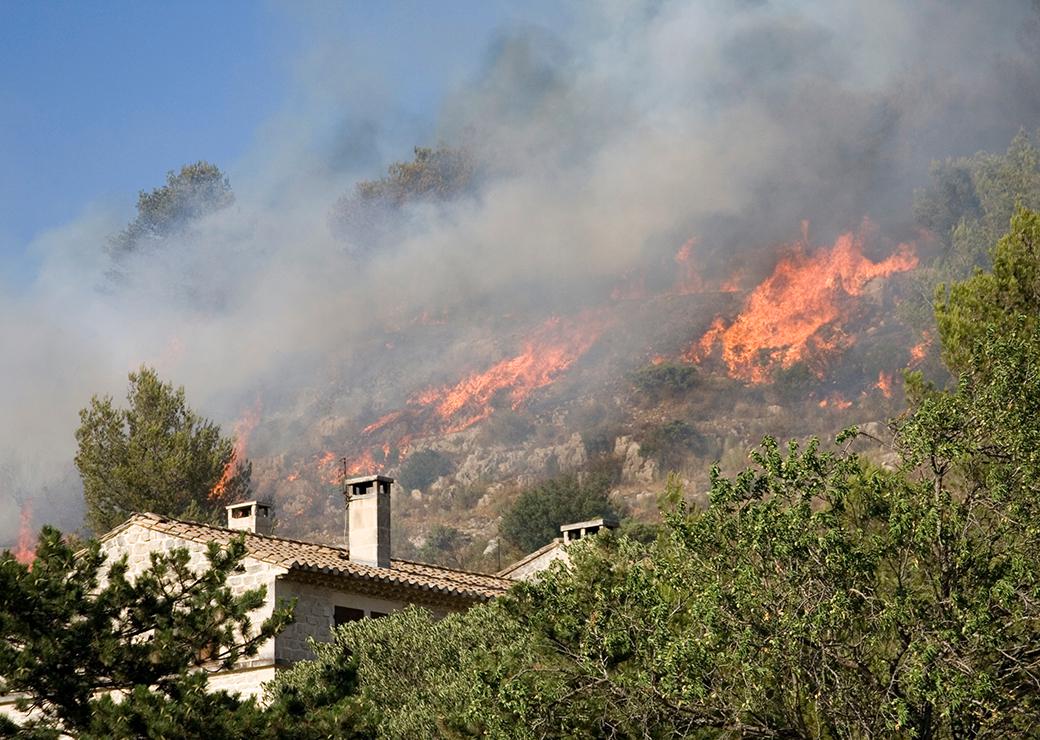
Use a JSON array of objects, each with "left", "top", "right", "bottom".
[{"left": 614, "top": 436, "right": 656, "bottom": 484}]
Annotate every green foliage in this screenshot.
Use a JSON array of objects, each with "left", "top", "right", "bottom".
[
  {"left": 935, "top": 207, "right": 1040, "bottom": 374},
  {"left": 0, "top": 527, "right": 294, "bottom": 738},
  {"left": 628, "top": 362, "right": 699, "bottom": 403},
  {"left": 417, "top": 524, "right": 471, "bottom": 568},
  {"left": 75, "top": 366, "right": 250, "bottom": 533},
  {"left": 330, "top": 145, "right": 476, "bottom": 252},
  {"left": 905, "top": 131, "right": 1040, "bottom": 329},
  {"left": 268, "top": 604, "right": 527, "bottom": 738},
  {"left": 500, "top": 472, "right": 617, "bottom": 553},
  {"left": 397, "top": 448, "right": 454, "bottom": 491},
  {"left": 110, "top": 161, "right": 233, "bottom": 256}
]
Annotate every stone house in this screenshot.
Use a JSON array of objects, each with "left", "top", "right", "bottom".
[
  {"left": 82, "top": 475, "right": 509, "bottom": 700},
  {"left": 1, "top": 474, "right": 609, "bottom": 722},
  {"left": 497, "top": 517, "right": 618, "bottom": 580}
]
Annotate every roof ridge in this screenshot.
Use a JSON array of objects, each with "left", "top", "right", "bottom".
[{"left": 129, "top": 512, "right": 509, "bottom": 584}]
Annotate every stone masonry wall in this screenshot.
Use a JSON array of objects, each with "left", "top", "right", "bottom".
[
  {"left": 100, "top": 523, "right": 287, "bottom": 667},
  {"left": 274, "top": 578, "right": 405, "bottom": 663}
]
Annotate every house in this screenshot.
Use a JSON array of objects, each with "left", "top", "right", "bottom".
[
  {"left": 497, "top": 517, "right": 618, "bottom": 580},
  {"left": 1, "top": 473, "right": 609, "bottom": 720},
  {"left": 85, "top": 474, "right": 511, "bottom": 699}
]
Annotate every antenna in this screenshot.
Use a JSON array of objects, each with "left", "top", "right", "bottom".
[{"left": 341, "top": 456, "right": 349, "bottom": 547}]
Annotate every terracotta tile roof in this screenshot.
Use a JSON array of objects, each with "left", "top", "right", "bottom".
[
  {"left": 497, "top": 538, "right": 561, "bottom": 578},
  {"left": 109, "top": 513, "right": 511, "bottom": 602}
]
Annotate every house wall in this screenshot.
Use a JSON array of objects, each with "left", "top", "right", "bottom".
[
  {"left": 504, "top": 542, "right": 567, "bottom": 581},
  {"left": 274, "top": 578, "right": 406, "bottom": 663},
  {"left": 100, "top": 523, "right": 287, "bottom": 667}
]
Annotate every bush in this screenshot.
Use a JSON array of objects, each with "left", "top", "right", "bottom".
[
  {"left": 629, "top": 363, "right": 699, "bottom": 403},
  {"left": 639, "top": 420, "right": 706, "bottom": 473},
  {"left": 500, "top": 472, "right": 617, "bottom": 553},
  {"left": 397, "top": 449, "right": 454, "bottom": 491}
]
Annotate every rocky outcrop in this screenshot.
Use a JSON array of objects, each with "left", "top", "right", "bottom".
[{"left": 614, "top": 436, "right": 656, "bottom": 484}]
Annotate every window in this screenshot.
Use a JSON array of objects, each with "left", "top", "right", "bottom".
[
  {"left": 334, "top": 606, "right": 364, "bottom": 626},
  {"left": 369, "top": 611, "right": 388, "bottom": 619}
]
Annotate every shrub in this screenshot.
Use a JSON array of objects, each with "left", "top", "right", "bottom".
[
  {"left": 629, "top": 363, "right": 699, "bottom": 403},
  {"left": 397, "top": 449, "right": 454, "bottom": 491},
  {"left": 500, "top": 472, "right": 617, "bottom": 553}
]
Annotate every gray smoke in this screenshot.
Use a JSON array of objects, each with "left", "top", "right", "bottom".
[{"left": 3, "top": 0, "right": 1039, "bottom": 544}]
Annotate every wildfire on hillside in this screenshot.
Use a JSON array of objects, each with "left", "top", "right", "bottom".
[
  {"left": 327, "top": 313, "right": 606, "bottom": 474},
  {"left": 909, "top": 332, "right": 932, "bottom": 367},
  {"left": 209, "top": 399, "right": 262, "bottom": 500},
  {"left": 688, "top": 222, "right": 918, "bottom": 383},
  {"left": 876, "top": 370, "right": 894, "bottom": 398},
  {"left": 13, "top": 500, "right": 35, "bottom": 565}
]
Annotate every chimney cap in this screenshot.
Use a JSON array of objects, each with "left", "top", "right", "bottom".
[
  {"left": 560, "top": 517, "right": 618, "bottom": 534},
  {"left": 225, "top": 500, "right": 273, "bottom": 511},
  {"left": 343, "top": 474, "right": 395, "bottom": 487}
]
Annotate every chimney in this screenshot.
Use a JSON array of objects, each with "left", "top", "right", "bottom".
[
  {"left": 345, "top": 475, "right": 392, "bottom": 568},
  {"left": 560, "top": 516, "right": 618, "bottom": 545},
  {"left": 226, "top": 500, "right": 274, "bottom": 535}
]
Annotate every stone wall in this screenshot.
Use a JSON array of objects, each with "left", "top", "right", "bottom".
[
  {"left": 100, "top": 523, "right": 287, "bottom": 667},
  {"left": 274, "top": 578, "right": 405, "bottom": 663}
]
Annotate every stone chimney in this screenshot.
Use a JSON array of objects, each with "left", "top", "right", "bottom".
[
  {"left": 226, "top": 500, "right": 274, "bottom": 535},
  {"left": 560, "top": 516, "right": 618, "bottom": 544},
  {"left": 345, "top": 475, "right": 392, "bottom": 568}
]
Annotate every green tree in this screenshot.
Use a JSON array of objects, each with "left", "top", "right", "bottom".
[
  {"left": 0, "top": 527, "right": 294, "bottom": 738},
  {"left": 934, "top": 207, "right": 1040, "bottom": 374},
  {"left": 417, "top": 524, "right": 471, "bottom": 569},
  {"left": 109, "top": 161, "right": 234, "bottom": 257},
  {"left": 329, "top": 145, "right": 476, "bottom": 254},
  {"left": 75, "top": 366, "right": 250, "bottom": 533},
  {"left": 500, "top": 471, "right": 617, "bottom": 553},
  {"left": 905, "top": 130, "right": 1040, "bottom": 329}
]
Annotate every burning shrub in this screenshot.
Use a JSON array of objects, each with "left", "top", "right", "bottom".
[
  {"left": 398, "top": 449, "right": 455, "bottom": 492},
  {"left": 500, "top": 472, "right": 618, "bottom": 553},
  {"left": 629, "top": 363, "right": 699, "bottom": 404}
]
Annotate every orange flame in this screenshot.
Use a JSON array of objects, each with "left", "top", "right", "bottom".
[
  {"left": 818, "top": 395, "right": 853, "bottom": 410},
  {"left": 359, "top": 313, "right": 604, "bottom": 460},
  {"left": 691, "top": 223, "right": 917, "bottom": 383},
  {"left": 209, "top": 399, "right": 262, "bottom": 500},
  {"left": 908, "top": 332, "right": 931, "bottom": 367},
  {"left": 13, "top": 500, "right": 34, "bottom": 565},
  {"left": 673, "top": 238, "right": 705, "bottom": 294},
  {"left": 876, "top": 370, "right": 893, "bottom": 398}
]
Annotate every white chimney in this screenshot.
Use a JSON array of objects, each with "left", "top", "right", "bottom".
[
  {"left": 345, "top": 475, "right": 392, "bottom": 568},
  {"left": 226, "top": 500, "right": 274, "bottom": 535}
]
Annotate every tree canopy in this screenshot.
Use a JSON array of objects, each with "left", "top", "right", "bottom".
[
  {"left": 75, "top": 367, "right": 251, "bottom": 533},
  {"left": 0, "top": 528, "right": 293, "bottom": 738},
  {"left": 109, "top": 161, "right": 234, "bottom": 257},
  {"left": 329, "top": 145, "right": 476, "bottom": 255},
  {"left": 499, "top": 471, "right": 618, "bottom": 553}
]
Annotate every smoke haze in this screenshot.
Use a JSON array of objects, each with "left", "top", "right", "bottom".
[{"left": 3, "top": 0, "right": 1039, "bottom": 544}]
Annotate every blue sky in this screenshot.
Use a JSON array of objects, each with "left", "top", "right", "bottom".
[{"left": 0, "top": 1, "right": 536, "bottom": 282}]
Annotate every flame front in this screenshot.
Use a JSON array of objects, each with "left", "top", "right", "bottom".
[
  {"left": 209, "top": 400, "right": 262, "bottom": 500},
  {"left": 13, "top": 500, "right": 34, "bottom": 565},
  {"left": 692, "top": 224, "right": 918, "bottom": 383},
  {"left": 876, "top": 370, "right": 894, "bottom": 398},
  {"left": 359, "top": 313, "right": 604, "bottom": 455}
]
